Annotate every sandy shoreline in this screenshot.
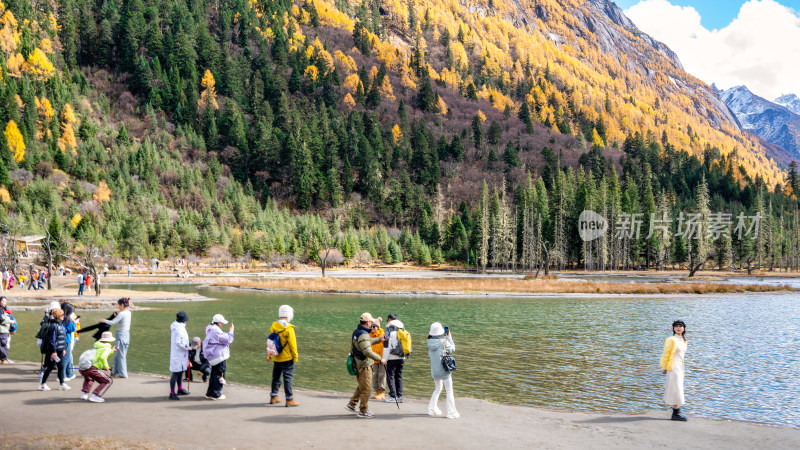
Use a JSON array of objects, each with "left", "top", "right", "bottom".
[{"left": 0, "top": 362, "right": 797, "bottom": 449}]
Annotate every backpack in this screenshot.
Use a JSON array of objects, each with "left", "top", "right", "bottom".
[
  {"left": 78, "top": 348, "right": 97, "bottom": 370},
  {"left": 388, "top": 326, "right": 413, "bottom": 357},
  {"left": 7, "top": 313, "right": 17, "bottom": 333},
  {"left": 397, "top": 328, "right": 412, "bottom": 356},
  {"left": 266, "top": 332, "right": 285, "bottom": 360},
  {"left": 36, "top": 322, "right": 52, "bottom": 354}
]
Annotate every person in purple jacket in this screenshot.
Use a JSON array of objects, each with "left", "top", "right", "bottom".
[{"left": 202, "top": 314, "right": 234, "bottom": 400}]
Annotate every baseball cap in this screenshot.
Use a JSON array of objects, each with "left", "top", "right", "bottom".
[{"left": 212, "top": 314, "right": 228, "bottom": 324}]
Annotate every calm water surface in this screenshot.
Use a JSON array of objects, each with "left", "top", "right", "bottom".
[{"left": 9, "top": 284, "right": 800, "bottom": 428}]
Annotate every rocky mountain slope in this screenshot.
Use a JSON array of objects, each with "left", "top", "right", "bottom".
[{"left": 722, "top": 86, "right": 800, "bottom": 163}]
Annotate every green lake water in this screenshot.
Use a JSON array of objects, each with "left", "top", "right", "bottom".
[{"left": 7, "top": 284, "right": 800, "bottom": 428}]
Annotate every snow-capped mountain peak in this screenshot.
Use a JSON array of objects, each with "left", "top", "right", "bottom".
[
  {"left": 775, "top": 94, "right": 800, "bottom": 115},
  {"left": 721, "top": 86, "right": 800, "bottom": 161}
]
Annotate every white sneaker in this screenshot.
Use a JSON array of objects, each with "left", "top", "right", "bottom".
[
  {"left": 65, "top": 375, "right": 77, "bottom": 382},
  {"left": 428, "top": 410, "right": 443, "bottom": 416},
  {"left": 38, "top": 384, "right": 51, "bottom": 391},
  {"left": 59, "top": 384, "right": 71, "bottom": 391},
  {"left": 88, "top": 394, "right": 105, "bottom": 403},
  {"left": 80, "top": 392, "right": 89, "bottom": 400},
  {"left": 446, "top": 412, "right": 461, "bottom": 419}
]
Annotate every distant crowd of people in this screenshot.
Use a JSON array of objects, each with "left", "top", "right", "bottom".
[
  {"left": 0, "top": 295, "right": 689, "bottom": 421},
  {"left": 1, "top": 265, "right": 49, "bottom": 292}
]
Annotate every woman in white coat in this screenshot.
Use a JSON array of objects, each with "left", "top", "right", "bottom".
[
  {"left": 427, "top": 322, "right": 459, "bottom": 419},
  {"left": 168, "top": 311, "right": 191, "bottom": 400}
]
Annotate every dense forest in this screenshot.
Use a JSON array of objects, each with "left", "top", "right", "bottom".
[{"left": 0, "top": 0, "right": 798, "bottom": 277}]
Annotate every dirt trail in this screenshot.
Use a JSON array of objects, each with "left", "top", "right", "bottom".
[{"left": 1, "top": 362, "right": 797, "bottom": 449}]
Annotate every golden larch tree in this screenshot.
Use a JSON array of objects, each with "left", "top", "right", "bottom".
[
  {"left": 198, "top": 69, "right": 219, "bottom": 111},
  {"left": 392, "top": 124, "right": 403, "bottom": 145},
  {"left": 379, "top": 76, "right": 395, "bottom": 102},
  {"left": 304, "top": 65, "right": 319, "bottom": 82},
  {"left": 0, "top": 8, "right": 20, "bottom": 56},
  {"left": 23, "top": 48, "right": 55, "bottom": 80},
  {"left": 342, "top": 93, "right": 356, "bottom": 109},
  {"left": 6, "top": 52, "right": 23, "bottom": 77},
  {"left": 93, "top": 180, "right": 111, "bottom": 204},
  {"left": 5, "top": 120, "right": 24, "bottom": 161},
  {"left": 58, "top": 104, "right": 78, "bottom": 154}
]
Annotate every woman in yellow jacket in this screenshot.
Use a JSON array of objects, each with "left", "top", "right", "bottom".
[
  {"left": 269, "top": 305, "right": 299, "bottom": 407},
  {"left": 369, "top": 318, "right": 386, "bottom": 400},
  {"left": 659, "top": 320, "right": 688, "bottom": 421}
]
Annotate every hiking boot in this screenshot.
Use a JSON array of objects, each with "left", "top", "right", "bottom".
[
  {"left": 371, "top": 390, "right": 386, "bottom": 400},
  {"left": 345, "top": 403, "right": 358, "bottom": 413},
  {"left": 88, "top": 394, "right": 105, "bottom": 403},
  {"left": 285, "top": 399, "right": 300, "bottom": 407},
  {"left": 59, "top": 384, "right": 71, "bottom": 391},
  {"left": 384, "top": 396, "right": 396, "bottom": 403},
  {"left": 177, "top": 389, "right": 190, "bottom": 395},
  {"left": 270, "top": 396, "right": 281, "bottom": 405},
  {"left": 671, "top": 408, "right": 687, "bottom": 421},
  {"left": 38, "top": 383, "right": 51, "bottom": 391},
  {"left": 80, "top": 392, "right": 90, "bottom": 401},
  {"left": 169, "top": 393, "right": 180, "bottom": 400},
  {"left": 357, "top": 410, "right": 375, "bottom": 419}
]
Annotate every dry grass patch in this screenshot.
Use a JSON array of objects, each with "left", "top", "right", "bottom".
[{"left": 215, "top": 278, "right": 791, "bottom": 295}]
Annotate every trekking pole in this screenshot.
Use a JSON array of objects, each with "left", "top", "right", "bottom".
[{"left": 395, "top": 358, "right": 402, "bottom": 409}]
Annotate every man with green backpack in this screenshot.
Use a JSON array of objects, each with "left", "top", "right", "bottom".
[{"left": 345, "top": 312, "right": 386, "bottom": 419}]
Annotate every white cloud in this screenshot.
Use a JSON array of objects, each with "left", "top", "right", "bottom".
[{"left": 625, "top": 0, "right": 800, "bottom": 100}]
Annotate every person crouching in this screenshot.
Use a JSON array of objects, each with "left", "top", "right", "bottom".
[
  {"left": 79, "top": 331, "right": 117, "bottom": 403},
  {"left": 187, "top": 337, "right": 210, "bottom": 382}
]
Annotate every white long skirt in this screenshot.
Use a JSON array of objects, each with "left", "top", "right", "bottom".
[{"left": 664, "top": 339, "right": 687, "bottom": 406}]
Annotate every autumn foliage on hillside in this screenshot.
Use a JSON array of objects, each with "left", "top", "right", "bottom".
[{"left": 1, "top": 0, "right": 799, "bottom": 275}]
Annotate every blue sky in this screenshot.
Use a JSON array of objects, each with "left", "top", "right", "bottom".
[
  {"left": 620, "top": 0, "right": 800, "bottom": 98},
  {"left": 615, "top": 0, "right": 800, "bottom": 29}
]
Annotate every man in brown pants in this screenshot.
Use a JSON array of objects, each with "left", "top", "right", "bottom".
[{"left": 345, "top": 312, "right": 386, "bottom": 419}]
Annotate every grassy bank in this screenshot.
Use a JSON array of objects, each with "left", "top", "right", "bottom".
[{"left": 213, "top": 277, "right": 792, "bottom": 295}]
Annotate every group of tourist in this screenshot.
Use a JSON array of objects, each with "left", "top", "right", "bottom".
[
  {"left": 1, "top": 295, "right": 689, "bottom": 422},
  {"left": 1, "top": 266, "right": 48, "bottom": 292},
  {"left": 165, "top": 305, "right": 458, "bottom": 419},
  {"left": 75, "top": 270, "right": 94, "bottom": 296},
  {"left": 34, "top": 298, "right": 131, "bottom": 402}
]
